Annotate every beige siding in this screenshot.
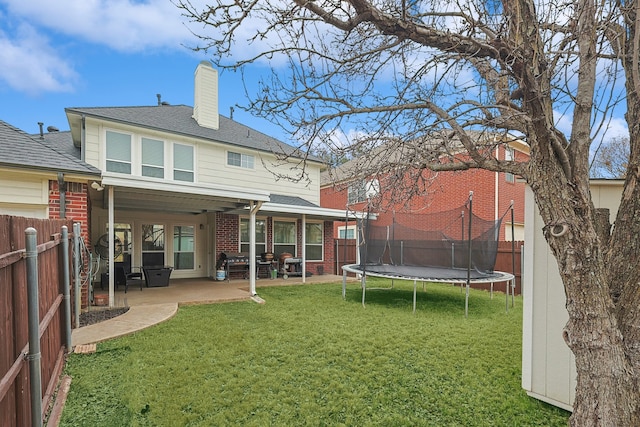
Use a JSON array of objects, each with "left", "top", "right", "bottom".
[
  {"left": 83, "top": 120, "right": 101, "bottom": 168},
  {"left": 523, "top": 181, "right": 622, "bottom": 411},
  {"left": 0, "top": 174, "right": 48, "bottom": 204},
  {"left": 0, "top": 173, "right": 49, "bottom": 218},
  {"left": 197, "top": 143, "right": 320, "bottom": 203},
  {"left": 86, "top": 118, "right": 321, "bottom": 204}
]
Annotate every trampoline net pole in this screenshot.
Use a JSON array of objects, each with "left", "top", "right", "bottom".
[{"left": 465, "top": 191, "right": 474, "bottom": 318}]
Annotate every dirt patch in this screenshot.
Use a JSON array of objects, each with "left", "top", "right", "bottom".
[{"left": 80, "top": 307, "right": 129, "bottom": 327}]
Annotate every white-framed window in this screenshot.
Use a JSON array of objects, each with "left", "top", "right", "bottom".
[
  {"left": 305, "top": 222, "right": 323, "bottom": 261},
  {"left": 106, "top": 222, "right": 132, "bottom": 263},
  {"left": 240, "top": 218, "right": 266, "bottom": 255},
  {"left": 338, "top": 225, "right": 356, "bottom": 239},
  {"left": 227, "top": 151, "right": 255, "bottom": 169},
  {"left": 141, "top": 137, "right": 164, "bottom": 178},
  {"left": 106, "top": 130, "right": 132, "bottom": 174},
  {"left": 142, "top": 224, "right": 165, "bottom": 266},
  {"left": 173, "top": 225, "right": 195, "bottom": 270},
  {"left": 273, "top": 220, "right": 296, "bottom": 256},
  {"left": 174, "top": 143, "right": 195, "bottom": 182},
  {"left": 505, "top": 147, "right": 515, "bottom": 183},
  {"left": 347, "top": 179, "right": 379, "bottom": 204}
]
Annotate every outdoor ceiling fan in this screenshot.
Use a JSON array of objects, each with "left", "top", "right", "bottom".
[{"left": 94, "top": 234, "right": 124, "bottom": 260}]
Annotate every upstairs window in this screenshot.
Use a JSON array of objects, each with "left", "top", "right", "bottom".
[
  {"left": 505, "top": 147, "right": 515, "bottom": 183},
  {"left": 174, "top": 143, "right": 194, "bottom": 182},
  {"left": 142, "top": 137, "right": 164, "bottom": 178},
  {"left": 106, "top": 131, "right": 131, "bottom": 174},
  {"left": 227, "top": 151, "right": 254, "bottom": 169},
  {"left": 348, "top": 179, "right": 379, "bottom": 204}
]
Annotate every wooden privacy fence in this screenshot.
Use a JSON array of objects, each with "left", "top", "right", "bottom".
[
  {"left": 335, "top": 239, "right": 523, "bottom": 295},
  {"left": 0, "top": 216, "right": 74, "bottom": 427}
]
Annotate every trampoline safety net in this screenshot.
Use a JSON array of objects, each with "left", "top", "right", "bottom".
[{"left": 360, "top": 201, "right": 503, "bottom": 277}]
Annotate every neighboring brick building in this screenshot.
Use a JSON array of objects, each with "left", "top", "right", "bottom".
[{"left": 321, "top": 138, "right": 528, "bottom": 242}]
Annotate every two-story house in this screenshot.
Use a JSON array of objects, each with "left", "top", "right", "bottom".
[
  {"left": 70, "top": 61, "right": 351, "bottom": 304},
  {"left": 3, "top": 61, "right": 350, "bottom": 307}
]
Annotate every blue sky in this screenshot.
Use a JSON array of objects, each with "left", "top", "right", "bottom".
[
  {"left": 0, "top": 0, "right": 629, "bottom": 147},
  {"left": 0, "top": 0, "right": 284, "bottom": 139}
]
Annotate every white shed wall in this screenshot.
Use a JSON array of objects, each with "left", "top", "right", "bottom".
[{"left": 522, "top": 181, "right": 623, "bottom": 411}]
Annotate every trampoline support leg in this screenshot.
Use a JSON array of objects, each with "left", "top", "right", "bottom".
[
  {"left": 413, "top": 279, "right": 417, "bottom": 314},
  {"left": 506, "top": 280, "right": 509, "bottom": 313},
  {"left": 342, "top": 269, "right": 346, "bottom": 300}
]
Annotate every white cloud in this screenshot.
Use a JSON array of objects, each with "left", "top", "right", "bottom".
[
  {"left": 595, "top": 116, "right": 628, "bottom": 142},
  {"left": 0, "top": 22, "right": 77, "bottom": 94},
  {"left": 0, "top": 0, "right": 199, "bottom": 94},
  {"left": 1, "top": 0, "right": 192, "bottom": 52}
]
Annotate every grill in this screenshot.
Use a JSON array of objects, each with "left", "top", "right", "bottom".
[{"left": 225, "top": 254, "right": 249, "bottom": 280}]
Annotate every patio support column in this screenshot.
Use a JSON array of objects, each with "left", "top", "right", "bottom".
[
  {"left": 301, "top": 214, "right": 306, "bottom": 283},
  {"left": 108, "top": 185, "right": 115, "bottom": 307},
  {"left": 249, "top": 201, "right": 263, "bottom": 296}
]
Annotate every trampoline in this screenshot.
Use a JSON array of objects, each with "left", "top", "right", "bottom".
[{"left": 340, "top": 192, "right": 517, "bottom": 316}]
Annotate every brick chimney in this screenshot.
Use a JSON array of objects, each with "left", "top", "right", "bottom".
[{"left": 193, "top": 61, "right": 219, "bottom": 130}]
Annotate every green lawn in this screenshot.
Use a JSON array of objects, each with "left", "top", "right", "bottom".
[{"left": 59, "top": 279, "right": 570, "bottom": 426}]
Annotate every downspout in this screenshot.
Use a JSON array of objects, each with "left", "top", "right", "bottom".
[
  {"left": 108, "top": 186, "right": 115, "bottom": 307},
  {"left": 81, "top": 115, "right": 86, "bottom": 162},
  {"left": 57, "top": 172, "right": 66, "bottom": 219},
  {"left": 301, "top": 214, "right": 306, "bottom": 283},
  {"left": 249, "top": 201, "right": 263, "bottom": 296}
]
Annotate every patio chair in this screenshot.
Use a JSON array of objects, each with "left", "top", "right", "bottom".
[{"left": 115, "top": 261, "right": 145, "bottom": 293}]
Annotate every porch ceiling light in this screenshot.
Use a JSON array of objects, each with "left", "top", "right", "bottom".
[{"left": 91, "top": 181, "right": 104, "bottom": 191}]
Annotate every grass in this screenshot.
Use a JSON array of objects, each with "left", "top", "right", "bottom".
[{"left": 59, "top": 279, "right": 570, "bottom": 426}]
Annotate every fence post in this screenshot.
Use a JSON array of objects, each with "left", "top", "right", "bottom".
[
  {"left": 73, "top": 222, "right": 81, "bottom": 328},
  {"left": 25, "top": 227, "right": 43, "bottom": 427},
  {"left": 61, "top": 226, "right": 72, "bottom": 352}
]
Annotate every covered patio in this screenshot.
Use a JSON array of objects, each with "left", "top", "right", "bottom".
[{"left": 92, "top": 274, "right": 348, "bottom": 308}]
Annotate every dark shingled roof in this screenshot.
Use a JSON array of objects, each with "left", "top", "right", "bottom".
[
  {"left": 269, "top": 194, "right": 321, "bottom": 208},
  {"left": 65, "top": 104, "right": 320, "bottom": 162},
  {"left": 0, "top": 120, "right": 100, "bottom": 175},
  {"left": 32, "top": 130, "right": 81, "bottom": 159}
]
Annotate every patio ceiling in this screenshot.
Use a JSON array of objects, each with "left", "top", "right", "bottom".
[
  {"left": 91, "top": 186, "right": 250, "bottom": 214},
  {"left": 91, "top": 176, "right": 271, "bottom": 215}
]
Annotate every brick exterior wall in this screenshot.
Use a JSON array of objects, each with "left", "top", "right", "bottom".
[
  {"left": 215, "top": 213, "right": 335, "bottom": 277},
  {"left": 49, "top": 180, "right": 92, "bottom": 308},
  {"left": 321, "top": 146, "right": 526, "bottom": 241}
]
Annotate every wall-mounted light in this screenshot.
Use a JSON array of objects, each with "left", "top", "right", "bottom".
[{"left": 91, "top": 181, "right": 104, "bottom": 191}]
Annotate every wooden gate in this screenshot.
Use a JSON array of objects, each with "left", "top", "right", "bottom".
[
  {"left": 334, "top": 239, "right": 357, "bottom": 275},
  {"left": 0, "top": 216, "right": 74, "bottom": 426}
]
